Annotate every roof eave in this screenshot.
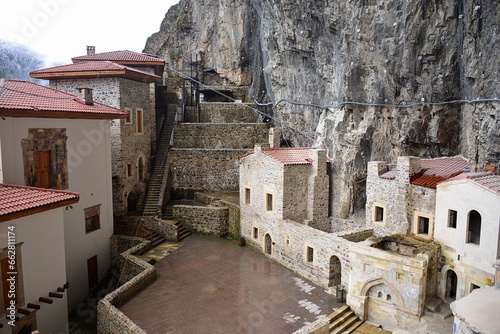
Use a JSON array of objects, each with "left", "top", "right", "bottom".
[
  {"left": 0, "top": 108, "right": 128, "bottom": 120},
  {"left": 0, "top": 196, "right": 79, "bottom": 223}
]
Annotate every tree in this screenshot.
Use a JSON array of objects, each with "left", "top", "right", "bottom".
[{"left": 0, "top": 39, "right": 45, "bottom": 82}]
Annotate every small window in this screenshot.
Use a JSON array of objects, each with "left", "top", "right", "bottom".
[
  {"left": 265, "top": 193, "right": 273, "bottom": 212},
  {"left": 467, "top": 210, "right": 481, "bottom": 245},
  {"left": 377, "top": 291, "right": 382, "bottom": 298},
  {"left": 306, "top": 246, "right": 314, "bottom": 264},
  {"left": 397, "top": 273, "right": 405, "bottom": 281},
  {"left": 470, "top": 283, "right": 480, "bottom": 293},
  {"left": 253, "top": 227, "right": 259, "bottom": 239},
  {"left": 448, "top": 210, "right": 457, "bottom": 228},
  {"left": 375, "top": 206, "right": 384, "bottom": 222},
  {"left": 285, "top": 236, "right": 290, "bottom": 245},
  {"left": 244, "top": 187, "right": 251, "bottom": 205},
  {"left": 127, "top": 164, "right": 133, "bottom": 177},
  {"left": 136, "top": 109, "right": 143, "bottom": 133},
  {"left": 418, "top": 216, "right": 430, "bottom": 235},
  {"left": 386, "top": 294, "right": 392, "bottom": 301},
  {"left": 124, "top": 107, "right": 132, "bottom": 124},
  {"left": 85, "top": 205, "right": 101, "bottom": 234}
]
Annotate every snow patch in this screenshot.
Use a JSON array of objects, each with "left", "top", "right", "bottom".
[
  {"left": 293, "top": 277, "right": 316, "bottom": 294},
  {"left": 283, "top": 312, "right": 301, "bottom": 324},
  {"left": 298, "top": 299, "right": 322, "bottom": 315}
]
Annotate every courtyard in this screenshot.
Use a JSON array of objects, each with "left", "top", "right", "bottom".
[{"left": 120, "top": 234, "right": 342, "bottom": 333}]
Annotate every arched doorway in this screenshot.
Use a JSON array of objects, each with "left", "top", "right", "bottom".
[
  {"left": 328, "top": 256, "right": 342, "bottom": 287},
  {"left": 445, "top": 270, "right": 458, "bottom": 300},
  {"left": 265, "top": 234, "right": 272, "bottom": 255},
  {"left": 138, "top": 157, "right": 144, "bottom": 181}
]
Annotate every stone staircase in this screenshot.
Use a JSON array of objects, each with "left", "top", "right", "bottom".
[
  {"left": 142, "top": 108, "right": 176, "bottom": 216},
  {"left": 327, "top": 305, "right": 364, "bottom": 334},
  {"left": 162, "top": 201, "right": 191, "bottom": 241}
]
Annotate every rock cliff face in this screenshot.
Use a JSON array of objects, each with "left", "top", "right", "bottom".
[{"left": 145, "top": 0, "right": 499, "bottom": 218}]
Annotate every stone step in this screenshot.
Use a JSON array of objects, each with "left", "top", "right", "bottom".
[
  {"left": 341, "top": 319, "right": 363, "bottom": 334},
  {"left": 427, "top": 301, "right": 453, "bottom": 320},
  {"left": 425, "top": 297, "right": 443, "bottom": 312},
  {"left": 327, "top": 305, "right": 351, "bottom": 324},
  {"left": 329, "top": 310, "right": 355, "bottom": 331},
  {"left": 331, "top": 315, "right": 359, "bottom": 334}
]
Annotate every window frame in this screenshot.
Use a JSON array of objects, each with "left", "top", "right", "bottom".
[
  {"left": 372, "top": 202, "right": 386, "bottom": 225},
  {"left": 413, "top": 211, "right": 434, "bottom": 239},
  {"left": 448, "top": 209, "right": 457, "bottom": 228},
  {"left": 135, "top": 108, "right": 144, "bottom": 134},
  {"left": 84, "top": 204, "right": 101, "bottom": 234},
  {"left": 265, "top": 192, "right": 274, "bottom": 212},
  {"left": 244, "top": 186, "right": 251, "bottom": 205}
]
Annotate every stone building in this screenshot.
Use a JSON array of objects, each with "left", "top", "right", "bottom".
[
  {"left": 30, "top": 48, "right": 165, "bottom": 216},
  {"left": 347, "top": 235, "right": 440, "bottom": 329},
  {"left": 366, "top": 156, "right": 469, "bottom": 237},
  {"left": 0, "top": 79, "right": 127, "bottom": 311},
  {"left": 434, "top": 172, "right": 500, "bottom": 301}
]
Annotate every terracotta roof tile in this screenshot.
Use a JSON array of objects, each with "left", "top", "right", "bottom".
[
  {"left": 0, "top": 79, "right": 128, "bottom": 118},
  {"left": 411, "top": 156, "right": 469, "bottom": 188},
  {"left": 30, "top": 61, "right": 161, "bottom": 82},
  {"left": 262, "top": 148, "right": 331, "bottom": 165},
  {"left": 441, "top": 172, "right": 500, "bottom": 195},
  {"left": 72, "top": 50, "right": 164, "bottom": 64},
  {"left": 0, "top": 184, "right": 79, "bottom": 217}
]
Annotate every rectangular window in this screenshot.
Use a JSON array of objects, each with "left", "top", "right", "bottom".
[
  {"left": 265, "top": 193, "right": 273, "bottom": 212},
  {"left": 85, "top": 204, "right": 101, "bottom": 234},
  {"left": 306, "top": 246, "right": 314, "bottom": 263},
  {"left": 124, "top": 107, "right": 132, "bottom": 123},
  {"left": 244, "top": 187, "right": 251, "bottom": 205},
  {"left": 418, "top": 216, "right": 430, "bottom": 235},
  {"left": 127, "top": 163, "right": 133, "bottom": 177},
  {"left": 136, "top": 108, "right": 143, "bottom": 133},
  {"left": 36, "top": 150, "right": 51, "bottom": 188},
  {"left": 375, "top": 206, "right": 384, "bottom": 222},
  {"left": 448, "top": 210, "right": 457, "bottom": 228},
  {"left": 253, "top": 227, "right": 259, "bottom": 239}
]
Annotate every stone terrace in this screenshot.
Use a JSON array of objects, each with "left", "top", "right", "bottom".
[{"left": 120, "top": 234, "right": 342, "bottom": 333}]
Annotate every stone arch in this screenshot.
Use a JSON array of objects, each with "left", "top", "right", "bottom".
[
  {"left": 360, "top": 277, "right": 405, "bottom": 309},
  {"left": 328, "top": 255, "right": 342, "bottom": 287},
  {"left": 264, "top": 233, "right": 273, "bottom": 255},
  {"left": 439, "top": 265, "right": 461, "bottom": 300},
  {"left": 467, "top": 210, "right": 482, "bottom": 245}
]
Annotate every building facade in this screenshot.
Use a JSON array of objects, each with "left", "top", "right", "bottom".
[
  {"left": 30, "top": 49, "right": 165, "bottom": 216},
  {"left": 0, "top": 79, "right": 127, "bottom": 311}
]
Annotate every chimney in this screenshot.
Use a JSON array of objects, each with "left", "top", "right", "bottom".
[
  {"left": 77, "top": 88, "right": 94, "bottom": 106},
  {"left": 86, "top": 46, "right": 95, "bottom": 55},
  {"left": 269, "top": 127, "right": 282, "bottom": 148}
]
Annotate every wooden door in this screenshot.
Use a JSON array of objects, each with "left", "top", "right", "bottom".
[
  {"left": 36, "top": 150, "right": 51, "bottom": 188},
  {"left": 87, "top": 256, "right": 98, "bottom": 289}
]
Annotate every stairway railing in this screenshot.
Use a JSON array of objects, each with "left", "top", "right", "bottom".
[{"left": 114, "top": 221, "right": 154, "bottom": 241}]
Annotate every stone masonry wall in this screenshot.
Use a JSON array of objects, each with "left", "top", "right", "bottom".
[
  {"left": 195, "top": 193, "right": 241, "bottom": 239},
  {"left": 173, "top": 123, "right": 269, "bottom": 149},
  {"left": 98, "top": 236, "right": 155, "bottom": 334},
  {"left": 169, "top": 148, "right": 250, "bottom": 191},
  {"left": 173, "top": 204, "right": 229, "bottom": 236},
  {"left": 50, "top": 77, "right": 155, "bottom": 215},
  {"left": 185, "top": 103, "right": 260, "bottom": 123}
]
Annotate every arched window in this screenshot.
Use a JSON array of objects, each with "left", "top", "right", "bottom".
[
  {"left": 265, "top": 234, "right": 272, "bottom": 255},
  {"left": 467, "top": 210, "right": 481, "bottom": 245}
]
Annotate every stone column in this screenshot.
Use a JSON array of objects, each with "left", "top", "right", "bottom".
[{"left": 268, "top": 127, "right": 282, "bottom": 148}]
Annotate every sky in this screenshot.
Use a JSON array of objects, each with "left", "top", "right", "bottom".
[{"left": 0, "top": 0, "right": 179, "bottom": 65}]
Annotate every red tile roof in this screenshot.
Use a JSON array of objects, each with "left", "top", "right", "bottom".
[
  {"left": 262, "top": 148, "right": 332, "bottom": 165},
  {"left": 0, "top": 184, "right": 79, "bottom": 220},
  {"left": 0, "top": 79, "right": 128, "bottom": 119},
  {"left": 411, "top": 156, "right": 469, "bottom": 188},
  {"left": 72, "top": 50, "right": 164, "bottom": 64},
  {"left": 30, "top": 61, "right": 161, "bottom": 83},
  {"left": 378, "top": 156, "right": 470, "bottom": 188},
  {"left": 441, "top": 172, "right": 500, "bottom": 195}
]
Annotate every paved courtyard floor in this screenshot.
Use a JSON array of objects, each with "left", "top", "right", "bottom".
[{"left": 120, "top": 234, "right": 342, "bottom": 334}]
